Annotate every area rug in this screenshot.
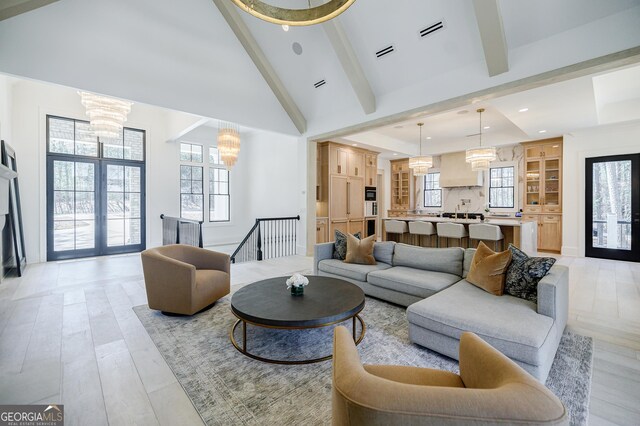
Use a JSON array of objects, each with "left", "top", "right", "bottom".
[{"left": 134, "top": 297, "right": 593, "bottom": 426}]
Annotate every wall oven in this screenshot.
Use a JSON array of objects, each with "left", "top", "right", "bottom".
[{"left": 365, "top": 186, "right": 377, "bottom": 201}]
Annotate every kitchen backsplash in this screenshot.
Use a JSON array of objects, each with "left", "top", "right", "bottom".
[{"left": 414, "top": 144, "right": 524, "bottom": 214}]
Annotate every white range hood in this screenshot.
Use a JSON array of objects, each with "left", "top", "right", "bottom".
[{"left": 439, "top": 152, "right": 484, "bottom": 187}]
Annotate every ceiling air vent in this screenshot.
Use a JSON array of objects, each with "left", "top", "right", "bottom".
[
  {"left": 375, "top": 45, "right": 395, "bottom": 59},
  {"left": 314, "top": 79, "right": 326, "bottom": 89},
  {"left": 419, "top": 20, "right": 444, "bottom": 38}
]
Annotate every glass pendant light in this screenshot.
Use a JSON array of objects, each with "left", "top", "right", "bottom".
[
  {"left": 465, "top": 108, "right": 496, "bottom": 171},
  {"left": 408, "top": 122, "right": 433, "bottom": 176}
]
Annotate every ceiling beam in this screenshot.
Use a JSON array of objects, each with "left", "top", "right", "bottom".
[
  {"left": 322, "top": 19, "right": 376, "bottom": 114},
  {"left": 0, "top": 0, "right": 59, "bottom": 21},
  {"left": 472, "top": 0, "right": 509, "bottom": 77},
  {"left": 212, "top": 0, "right": 307, "bottom": 134}
]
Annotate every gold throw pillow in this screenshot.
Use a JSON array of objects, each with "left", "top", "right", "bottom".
[
  {"left": 466, "top": 241, "right": 513, "bottom": 296},
  {"left": 344, "top": 234, "right": 376, "bottom": 265}
]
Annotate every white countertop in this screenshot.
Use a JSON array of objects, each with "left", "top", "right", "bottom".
[{"left": 384, "top": 216, "right": 532, "bottom": 227}]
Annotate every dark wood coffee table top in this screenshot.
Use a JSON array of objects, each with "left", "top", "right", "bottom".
[{"left": 230, "top": 276, "right": 365, "bottom": 328}]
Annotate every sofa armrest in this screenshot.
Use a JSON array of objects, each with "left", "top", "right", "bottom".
[
  {"left": 537, "top": 264, "right": 569, "bottom": 329},
  {"left": 314, "top": 242, "right": 334, "bottom": 274}
]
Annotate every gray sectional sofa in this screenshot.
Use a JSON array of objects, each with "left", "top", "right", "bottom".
[{"left": 314, "top": 241, "right": 569, "bottom": 382}]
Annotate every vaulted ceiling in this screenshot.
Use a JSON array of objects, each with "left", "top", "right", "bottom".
[{"left": 0, "top": 0, "right": 639, "bottom": 138}]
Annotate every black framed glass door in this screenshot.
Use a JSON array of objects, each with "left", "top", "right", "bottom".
[
  {"left": 586, "top": 154, "right": 640, "bottom": 262},
  {"left": 46, "top": 115, "right": 146, "bottom": 261}
]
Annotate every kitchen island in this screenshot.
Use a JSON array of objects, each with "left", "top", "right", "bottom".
[{"left": 382, "top": 216, "right": 537, "bottom": 254}]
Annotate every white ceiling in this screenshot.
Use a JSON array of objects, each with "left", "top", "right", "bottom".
[
  {"left": 343, "top": 63, "right": 640, "bottom": 158},
  {"left": 0, "top": 0, "right": 639, "bottom": 138}
]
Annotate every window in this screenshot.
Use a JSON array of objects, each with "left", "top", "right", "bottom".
[
  {"left": 489, "top": 166, "right": 515, "bottom": 208},
  {"left": 423, "top": 172, "right": 441, "bottom": 208},
  {"left": 180, "top": 143, "right": 203, "bottom": 163},
  {"left": 180, "top": 165, "right": 203, "bottom": 220},
  {"left": 209, "top": 147, "right": 230, "bottom": 222}
]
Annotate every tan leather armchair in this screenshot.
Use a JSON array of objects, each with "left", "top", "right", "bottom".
[
  {"left": 332, "top": 326, "right": 568, "bottom": 425},
  {"left": 141, "top": 244, "right": 230, "bottom": 315}
]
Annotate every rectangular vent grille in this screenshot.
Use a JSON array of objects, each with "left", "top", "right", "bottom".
[
  {"left": 375, "top": 45, "right": 395, "bottom": 59},
  {"left": 313, "top": 79, "right": 326, "bottom": 89},
  {"left": 419, "top": 20, "right": 444, "bottom": 38}
]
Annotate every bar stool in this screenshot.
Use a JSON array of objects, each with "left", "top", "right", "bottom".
[
  {"left": 408, "top": 221, "right": 437, "bottom": 247},
  {"left": 469, "top": 224, "right": 504, "bottom": 251},
  {"left": 385, "top": 220, "right": 408, "bottom": 243},
  {"left": 436, "top": 223, "right": 469, "bottom": 248}
]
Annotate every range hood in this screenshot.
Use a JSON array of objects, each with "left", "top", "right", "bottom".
[{"left": 439, "top": 152, "right": 483, "bottom": 187}]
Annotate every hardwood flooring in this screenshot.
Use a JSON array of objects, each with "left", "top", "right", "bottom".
[{"left": 0, "top": 253, "right": 638, "bottom": 425}]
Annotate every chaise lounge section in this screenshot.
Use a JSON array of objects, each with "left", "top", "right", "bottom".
[{"left": 314, "top": 241, "right": 568, "bottom": 381}]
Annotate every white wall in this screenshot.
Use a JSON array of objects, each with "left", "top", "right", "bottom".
[
  {"left": 10, "top": 78, "right": 202, "bottom": 263},
  {"left": 0, "top": 75, "right": 12, "bottom": 142},
  {"left": 562, "top": 121, "right": 640, "bottom": 257}
]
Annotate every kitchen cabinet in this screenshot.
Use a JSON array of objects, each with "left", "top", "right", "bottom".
[
  {"left": 390, "top": 159, "right": 412, "bottom": 212},
  {"left": 348, "top": 151, "right": 364, "bottom": 178},
  {"left": 318, "top": 142, "right": 379, "bottom": 242},
  {"left": 522, "top": 138, "right": 563, "bottom": 252},
  {"left": 316, "top": 218, "right": 328, "bottom": 244}
]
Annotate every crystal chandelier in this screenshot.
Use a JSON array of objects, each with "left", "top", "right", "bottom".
[
  {"left": 78, "top": 92, "right": 132, "bottom": 138},
  {"left": 217, "top": 122, "right": 241, "bottom": 169},
  {"left": 465, "top": 108, "right": 496, "bottom": 171},
  {"left": 230, "top": 0, "right": 355, "bottom": 26},
  {"left": 408, "top": 122, "right": 433, "bottom": 176}
]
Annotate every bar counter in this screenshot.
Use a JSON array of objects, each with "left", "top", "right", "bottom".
[{"left": 382, "top": 216, "right": 538, "bottom": 254}]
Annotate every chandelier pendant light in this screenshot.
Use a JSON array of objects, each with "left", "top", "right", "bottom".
[
  {"left": 78, "top": 92, "right": 132, "bottom": 139},
  {"left": 218, "top": 122, "right": 241, "bottom": 170},
  {"left": 465, "top": 108, "right": 497, "bottom": 172},
  {"left": 408, "top": 122, "right": 433, "bottom": 177},
  {"left": 230, "top": 0, "right": 355, "bottom": 26}
]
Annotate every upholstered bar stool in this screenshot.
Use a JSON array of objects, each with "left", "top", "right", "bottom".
[
  {"left": 408, "top": 221, "right": 437, "bottom": 247},
  {"left": 469, "top": 224, "right": 504, "bottom": 251},
  {"left": 385, "top": 220, "right": 408, "bottom": 244},
  {"left": 436, "top": 222, "right": 469, "bottom": 248}
]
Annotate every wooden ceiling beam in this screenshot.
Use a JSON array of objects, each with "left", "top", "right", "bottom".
[
  {"left": 212, "top": 0, "right": 307, "bottom": 134},
  {"left": 0, "top": 0, "right": 60, "bottom": 21},
  {"left": 472, "top": 0, "right": 509, "bottom": 77}
]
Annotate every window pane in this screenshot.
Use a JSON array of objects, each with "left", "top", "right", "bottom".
[
  {"left": 107, "top": 219, "right": 125, "bottom": 247},
  {"left": 180, "top": 165, "right": 192, "bottom": 180},
  {"left": 54, "top": 160, "right": 75, "bottom": 190},
  {"left": 75, "top": 162, "right": 94, "bottom": 191},
  {"left": 125, "top": 219, "right": 141, "bottom": 245},
  {"left": 75, "top": 191, "right": 94, "bottom": 221},
  {"left": 124, "top": 129, "right": 144, "bottom": 161},
  {"left": 210, "top": 194, "right": 229, "bottom": 221},
  {"left": 192, "top": 166, "right": 202, "bottom": 180},
  {"left": 102, "top": 129, "right": 124, "bottom": 159},
  {"left": 75, "top": 121, "right": 98, "bottom": 157},
  {"left": 54, "top": 191, "right": 74, "bottom": 220},
  {"left": 210, "top": 147, "right": 220, "bottom": 165},
  {"left": 181, "top": 194, "right": 203, "bottom": 221},
  {"left": 108, "top": 192, "right": 125, "bottom": 219},
  {"left": 592, "top": 160, "right": 632, "bottom": 250},
  {"left": 107, "top": 165, "right": 124, "bottom": 192},
  {"left": 181, "top": 179, "right": 191, "bottom": 194},
  {"left": 180, "top": 143, "right": 192, "bottom": 162},
  {"left": 125, "top": 193, "right": 141, "bottom": 218},
  {"left": 192, "top": 145, "right": 203, "bottom": 163},
  {"left": 53, "top": 221, "right": 75, "bottom": 251},
  {"left": 75, "top": 220, "right": 95, "bottom": 250},
  {"left": 192, "top": 180, "right": 203, "bottom": 194},
  {"left": 125, "top": 166, "right": 141, "bottom": 193},
  {"left": 49, "top": 118, "right": 75, "bottom": 154}
]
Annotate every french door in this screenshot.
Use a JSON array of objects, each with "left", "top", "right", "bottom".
[
  {"left": 585, "top": 154, "right": 640, "bottom": 262},
  {"left": 46, "top": 116, "right": 146, "bottom": 261}
]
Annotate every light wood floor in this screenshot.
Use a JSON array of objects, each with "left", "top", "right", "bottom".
[{"left": 0, "top": 254, "right": 638, "bottom": 425}]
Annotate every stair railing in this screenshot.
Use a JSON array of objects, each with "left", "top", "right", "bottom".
[
  {"left": 231, "top": 215, "right": 300, "bottom": 264},
  {"left": 160, "top": 214, "right": 203, "bottom": 248}
]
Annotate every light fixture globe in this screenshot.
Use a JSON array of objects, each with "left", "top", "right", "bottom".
[
  {"left": 465, "top": 108, "right": 496, "bottom": 171},
  {"left": 230, "top": 0, "right": 355, "bottom": 26},
  {"left": 218, "top": 122, "right": 241, "bottom": 170},
  {"left": 79, "top": 92, "right": 132, "bottom": 138},
  {"left": 408, "top": 122, "right": 433, "bottom": 176}
]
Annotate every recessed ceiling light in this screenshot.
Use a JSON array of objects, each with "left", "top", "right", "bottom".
[
  {"left": 426, "top": 136, "right": 432, "bottom": 140},
  {"left": 552, "top": 145, "right": 559, "bottom": 148},
  {"left": 538, "top": 130, "right": 547, "bottom": 134},
  {"left": 483, "top": 126, "right": 490, "bottom": 129},
  {"left": 352, "top": 143, "right": 358, "bottom": 147},
  {"left": 282, "top": 25, "right": 289, "bottom": 32},
  {"left": 457, "top": 110, "right": 469, "bottom": 115},
  {"left": 392, "top": 153, "right": 398, "bottom": 156},
  {"left": 393, "top": 125, "right": 403, "bottom": 129},
  {"left": 519, "top": 108, "right": 529, "bottom": 112}
]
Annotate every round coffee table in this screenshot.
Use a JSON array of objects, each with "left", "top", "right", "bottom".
[{"left": 230, "top": 276, "right": 366, "bottom": 364}]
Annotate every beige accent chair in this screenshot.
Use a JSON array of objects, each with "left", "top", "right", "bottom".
[
  {"left": 141, "top": 244, "right": 230, "bottom": 315},
  {"left": 332, "top": 326, "right": 568, "bottom": 425}
]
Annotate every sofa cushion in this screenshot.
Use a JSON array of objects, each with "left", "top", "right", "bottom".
[
  {"left": 345, "top": 234, "right": 376, "bottom": 265},
  {"left": 407, "top": 280, "right": 554, "bottom": 366},
  {"left": 392, "top": 244, "right": 464, "bottom": 277},
  {"left": 462, "top": 248, "right": 475, "bottom": 278},
  {"left": 373, "top": 241, "right": 395, "bottom": 265},
  {"left": 318, "top": 259, "right": 390, "bottom": 282},
  {"left": 466, "top": 242, "right": 512, "bottom": 296},
  {"left": 333, "top": 230, "right": 361, "bottom": 260},
  {"left": 367, "top": 266, "right": 460, "bottom": 299}
]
